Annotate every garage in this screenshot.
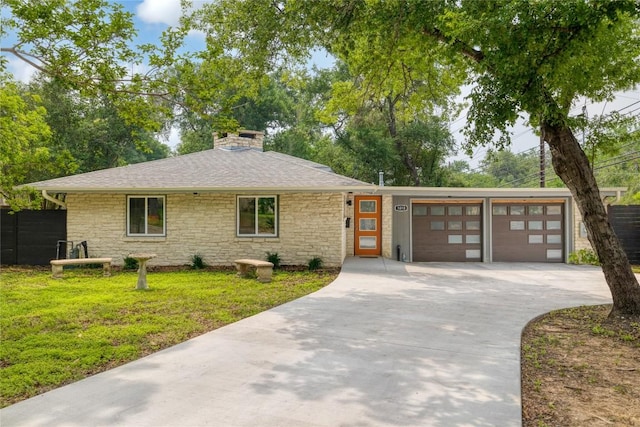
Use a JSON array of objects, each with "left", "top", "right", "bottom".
[
  {"left": 491, "top": 201, "right": 565, "bottom": 262},
  {"left": 412, "top": 201, "right": 482, "bottom": 262}
]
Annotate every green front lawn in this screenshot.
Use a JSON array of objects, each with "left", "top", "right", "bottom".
[{"left": 0, "top": 268, "right": 337, "bottom": 407}]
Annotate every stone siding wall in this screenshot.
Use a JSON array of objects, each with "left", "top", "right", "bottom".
[
  {"left": 66, "top": 192, "right": 345, "bottom": 266},
  {"left": 382, "top": 195, "right": 393, "bottom": 258},
  {"left": 345, "top": 194, "right": 355, "bottom": 257},
  {"left": 572, "top": 200, "right": 592, "bottom": 252}
]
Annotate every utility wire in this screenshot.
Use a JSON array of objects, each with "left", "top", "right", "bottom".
[{"left": 498, "top": 148, "right": 640, "bottom": 188}]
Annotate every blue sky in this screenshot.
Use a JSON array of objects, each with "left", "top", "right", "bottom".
[
  {"left": 2, "top": 0, "right": 208, "bottom": 82},
  {"left": 2, "top": 0, "right": 638, "bottom": 162}
]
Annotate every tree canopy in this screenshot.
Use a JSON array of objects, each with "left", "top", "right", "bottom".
[
  {"left": 184, "top": 0, "right": 640, "bottom": 317},
  {"left": 0, "top": 75, "right": 57, "bottom": 209}
]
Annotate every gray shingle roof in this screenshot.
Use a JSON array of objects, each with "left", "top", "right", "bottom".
[{"left": 27, "top": 148, "right": 373, "bottom": 193}]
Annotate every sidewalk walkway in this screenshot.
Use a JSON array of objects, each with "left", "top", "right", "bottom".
[{"left": 1, "top": 258, "right": 611, "bottom": 426}]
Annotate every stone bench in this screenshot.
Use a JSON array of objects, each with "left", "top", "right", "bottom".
[
  {"left": 234, "top": 259, "right": 274, "bottom": 283},
  {"left": 51, "top": 258, "right": 113, "bottom": 278}
]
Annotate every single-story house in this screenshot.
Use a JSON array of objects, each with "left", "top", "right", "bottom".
[{"left": 26, "top": 131, "right": 625, "bottom": 266}]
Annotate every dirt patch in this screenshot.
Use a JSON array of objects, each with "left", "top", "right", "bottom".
[{"left": 521, "top": 304, "right": 640, "bottom": 426}]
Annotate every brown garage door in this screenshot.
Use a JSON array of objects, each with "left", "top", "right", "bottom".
[
  {"left": 492, "top": 202, "right": 564, "bottom": 262},
  {"left": 412, "top": 202, "right": 482, "bottom": 262}
]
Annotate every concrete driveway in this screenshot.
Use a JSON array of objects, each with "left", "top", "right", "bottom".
[{"left": 1, "top": 258, "right": 612, "bottom": 427}]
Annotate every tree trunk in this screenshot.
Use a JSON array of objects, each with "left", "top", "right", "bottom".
[
  {"left": 385, "top": 97, "right": 421, "bottom": 186},
  {"left": 541, "top": 121, "right": 640, "bottom": 319}
]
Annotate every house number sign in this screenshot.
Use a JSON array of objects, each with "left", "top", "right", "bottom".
[{"left": 394, "top": 205, "right": 408, "bottom": 212}]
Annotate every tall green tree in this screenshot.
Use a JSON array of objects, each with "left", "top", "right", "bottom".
[
  {"left": 26, "top": 77, "right": 169, "bottom": 174},
  {"left": 1, "top": 0, "right": 182, "bottom": 131},
  {"left": 0, "top": 76, "right": 69, "bottom": 209},
  {"left": 186, "top": 0, "right": 640, "bottom": 318},
  {"left": 174, "top": 67, "right": 302, "bottom": 155},
  {"left": 480, "top": 149, "right": 539, "bottom": 187},
  {"left": 335, "top": 108, "right": 455, "bottom": 185},
  {"left": 442, "top": 160, "right": 500, "bottom": 188},
  {"left": 575, "top": 112, "right": 640, "bottom": 202},
  {"left": 1, "top": 0, "right": 183, "bottom": 208}
]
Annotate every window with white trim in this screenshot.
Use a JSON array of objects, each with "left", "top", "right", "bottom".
[
  {"left": 127, "top": 196, "right": 165, "bottom": 236},
  {"left": 237, "top": 196, "right": 277, "bottom": 236}
]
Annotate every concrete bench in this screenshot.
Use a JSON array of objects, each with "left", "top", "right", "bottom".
[
  {"left": 234, "top": 259, "right": 274, "bottom": 283},
  {"left": 51, "top": 258, "right": 113, "bottom": 279}
]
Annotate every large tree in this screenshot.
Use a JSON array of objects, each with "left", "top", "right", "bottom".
[
  {"left": 188, "top": 0, "right": 640, "bottom": 318},
  {"left": 481, "top": 149, "right": 540, "bottom": 188},
  {"left": 27, "top": 77, "right": 169, "bottom": 173},
  {"left": 0, "top": 0, "right": 181, "bottom": 207},
  {"left": 0, "top": 76, "right": 61, "bottom": 209},
  {"left": 0, "top": 0, "right": 182, "bottom": 130}
]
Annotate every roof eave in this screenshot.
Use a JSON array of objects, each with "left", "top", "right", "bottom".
[
  {"left": 33, "top": 185, "right": 377, "bottom": 194},
  {"left": 376, "top": 186, "right": 627, "bottom": 197}
]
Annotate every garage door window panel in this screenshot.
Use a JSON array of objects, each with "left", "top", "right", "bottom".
[
  {"left": 528, "top": 235, "right": 543, "bottom": 244},
  {"left": 466, "top": 206, "right": 480, "bottom": 216},
  {"left": 448, "top": 206, "right": 462, "bottom": 216},
  {"left": 466, "top": 221, "right": 480, "bottom": 230},
  {"left": 466, "top": 235, "right": 481, "bottom": 244},
  {"left": 448, "top": 235, "right": 463, "bottom": 244},
  {"left": 493, "top": 205, "right": 507, "bottom": 215},
  {"left": 413, "top": 206, "right": 427, "bottom": 216},
  {"left": 448, "top": 221, "right": 462, "bottom": 230},
  {"left": 431, "top": 206, "right": 445, "bottom": 215},
  {"left": 547, "top": 235, "right": 562, "bottom": 244},
  {"left": 510, "top": 206, "right": 525, "bottom": 215},
  {"left": 431, "top": 221, "right": 445, "bottom": 230},
  {"left": 528, "top": 220, "right": 543, "bottom": 230},
  {"left": 510, "top": 221, "right": 525, "bottom": 230},
  {"left": 547, "top": 206, "right": 562, "bottom": 215},
  {"left": 529, "top": 206, "right": 543, "bottom": 215},
  {"left": 547, "top": 220, "right": 561, "bottom": 230},
  {"left": 547, "top": 249, "right": 562, "bottom": 259},
  {"left": 466, "top": 249, "right": 481, "bottom": 259}
]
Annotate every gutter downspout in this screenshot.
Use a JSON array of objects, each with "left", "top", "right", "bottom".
[{"left": 42, "top": 190, "right": 67, "bottom": 209}]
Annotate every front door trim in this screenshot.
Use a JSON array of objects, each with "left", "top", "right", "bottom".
[{"left": 354, "top": 195, "right": 382, "bottom": 256}]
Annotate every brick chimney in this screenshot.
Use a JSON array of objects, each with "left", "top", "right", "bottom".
[{"left": 214, "top": 130, "right": 264, "bottom": 151}]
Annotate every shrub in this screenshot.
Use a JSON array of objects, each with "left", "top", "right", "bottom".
[
  {"left": 308, "top": 257, "right": 323, "bottom": 271},
  {"left": 568, "top": 249, "right": 600, "bottom": 266},
  {"left": 265, "top": 252, "right": 281, "bottom": 269},
  {"left": 190, "top": 253, "right": 207, "bottom": 269},
  {"left": 123, "top": 256, "right": 139, "bottom": 270}
]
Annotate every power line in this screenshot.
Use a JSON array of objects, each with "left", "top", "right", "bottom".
[
  {"left": 498, "top": 148, "right": 640, "bottom": 188},
  {"left": 449, "top": 97, "right": 640, "bottom": 173}
]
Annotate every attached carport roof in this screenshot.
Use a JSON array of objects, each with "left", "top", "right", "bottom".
[{"left": 25, "top": 148, "right": 375, "bottom": 194}]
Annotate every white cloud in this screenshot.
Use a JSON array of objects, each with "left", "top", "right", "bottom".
[
  {"left": 137, "top": 0, "right": 182, "bottom": 26},
  {"left": 137, "top": 0, "right": 213, "bottom": 27},
  {"left": 6, "top": 57, "right": 38, "bottom": 83}
]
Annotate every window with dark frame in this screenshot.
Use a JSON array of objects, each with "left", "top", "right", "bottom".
[
  {"left": 237, "top": 196, "right": 277, "bottom": 236},
  {"left": 127, "top": 196, "right": 165, "bottom": 236}
]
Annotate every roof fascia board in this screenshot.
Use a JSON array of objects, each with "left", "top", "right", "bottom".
[
  {"left": 31, "top": 185, "right": 377, "bottom": 194},
  {"left": 377, "top": 186, "right": 627, "bottom": 197}
]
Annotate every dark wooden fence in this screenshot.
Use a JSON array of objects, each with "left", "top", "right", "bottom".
[
  {"left": 1, "top": 209, "right": 67, "bottom": 265},
  {"left": 608, "top": 205, "right": 640, "bottom": 265}
]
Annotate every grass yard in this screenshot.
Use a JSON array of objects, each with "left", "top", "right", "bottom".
[{"left": 0, "top": 267, "right": 337, "bottom": 407}]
